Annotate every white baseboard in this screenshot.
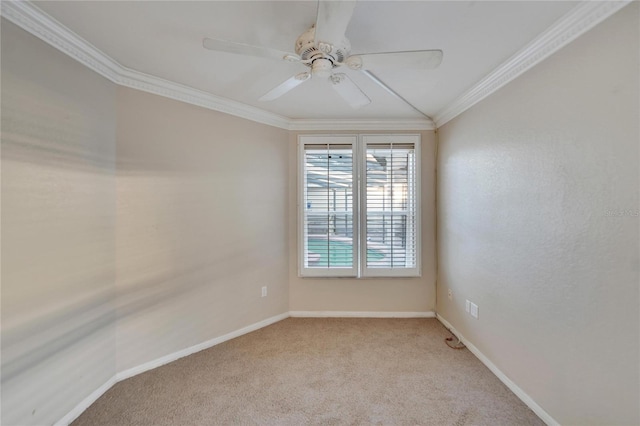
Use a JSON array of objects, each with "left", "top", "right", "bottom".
[
  {"left": 54, "top": 375, "right": 117, "bottom": 426},
  {"left": 117, "top": 312, "right": 290, "bottom": 381},
  {"left": 55, "top": 312, "right": 289, "bottom": 425},
  {"left": 435, "top": 314, "right": 559, "bottom": 426},
  {"left": 289, "top": 311, "right": 436, "bottom": 318}
]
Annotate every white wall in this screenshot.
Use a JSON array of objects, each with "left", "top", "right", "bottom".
[
  {"left": 116, "top": 87, "right": 290, "bottom": 372},
  {"left": 1, "top": 20, "right": 117, "bottom": 426},
  {"left": 288, "top": 131, "right": 437, "bottom": 313},
  {"left": 436, "top": 4, "right": 639, "bottom": 425}
]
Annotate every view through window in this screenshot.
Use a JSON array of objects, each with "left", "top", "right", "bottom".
[{"left": 299, "top": 135, "right": 420, "bottom": 277}]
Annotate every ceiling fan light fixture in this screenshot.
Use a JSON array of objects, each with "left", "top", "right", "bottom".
[{"left": 311, "top": 58, "right": 333, "bottom": 78}]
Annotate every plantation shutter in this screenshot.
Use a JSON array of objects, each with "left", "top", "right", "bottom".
[
  {"left": 299, "top": 136, "right": 357, "bottom": 277},
  {"left": 362, "top": 136, "right": 420, "bottom": 277}
]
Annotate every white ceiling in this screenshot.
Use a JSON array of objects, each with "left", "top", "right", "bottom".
[{"left": 34, "top": 1, "right": 577, "bottom": 121}]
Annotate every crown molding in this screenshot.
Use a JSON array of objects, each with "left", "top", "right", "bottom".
[
  {"left": 2, "top": 0, "right": 630, "bottom": 131},
  {"left": 1, "top": 0, "right": 122, "bottom": 83},
  {"left": 117, "top": 67, "right": 292, "bottom": 130},
  {"left": 289, "top": 118, "right": 435, "bottom": 131},
  {"left": 0, "top": 0, "right": 291, "bottom": 130},
  {"left": 0, "top": 0, "right": 434, "bottom": 131},
  {"left": 433, "top": 0, "right": 633, "bottom": 127}
]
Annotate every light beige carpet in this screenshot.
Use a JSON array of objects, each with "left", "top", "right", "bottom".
[{"left": 72, "top": 318, "right": 544, "bottom": 425}]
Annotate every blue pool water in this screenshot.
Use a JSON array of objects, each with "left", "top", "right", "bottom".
[{"left": 307, "top": 238, "right": 385, "bottom": 267}]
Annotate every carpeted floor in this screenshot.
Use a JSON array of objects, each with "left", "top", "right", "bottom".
[{"left": 72, "top": 318, "right": 544, "bottom": 425}]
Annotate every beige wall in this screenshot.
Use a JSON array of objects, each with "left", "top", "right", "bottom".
[
  {"left": 436, "top": 4, "right": 639, "bottom": 425},
  {"left": 5, "top": 3, "right": 637, "bottom": 425},
  {"left": 115, "top": 87, "right": 290, "bottom": 371},
  {"left": 1, "top": 20, "right": 117, "bottom": 426},
  {"left": 1, "top": 20, "right": 291, "bottom": 422},
  {"left": 288, "top": 131, "right": 437, "bottom": 313}
]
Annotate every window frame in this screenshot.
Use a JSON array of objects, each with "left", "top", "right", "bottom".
[
  {"left": 360, "top": 135, "right": 421, "bottom": 278},
  {"left": 298, "top": 134, "right": 421, "bottom": 278},
  {"left": 298, "top": 135, "right": 359, "bottom": 277}
]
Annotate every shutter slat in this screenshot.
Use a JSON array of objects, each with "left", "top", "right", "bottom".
[
  {"left": 365, "top": 144, "right": 418, "bottom": 270},
  {"left": 300, "top": 135, "right": 419, "bottom": 277},
  {"left": 302, "top": 142, "right": 355, "bottom": 271}
]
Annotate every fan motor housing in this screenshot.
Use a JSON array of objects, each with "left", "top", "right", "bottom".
[{"left": 295, "top": 26, "right": 351, "bottom": 68}]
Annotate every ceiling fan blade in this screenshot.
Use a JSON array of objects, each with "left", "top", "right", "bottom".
[
  {"left": 259, "top": 72, "right": 311, "bottom": 102},
  {"left": 314, "top": 0, "right": 356, "bottom": 47},
  {"left": 330, "top": 73, "right": 370, "bottom": 109},
  {"left": 361, "top": 70, "right": 429, "bottom": 118},
  {"left": 203, "top": 37, "right": 299, "bottom": 62},
  {"left": 349, "top": 50, "right": 443, "bottom": 71}
]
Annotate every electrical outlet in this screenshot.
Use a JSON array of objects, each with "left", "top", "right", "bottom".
[
  {"left": 470, "top": 302, "right": 479, "bottom": 319},
  {"left": 261, "top": 286, "right": 267, "bottom": 297},
  {"left": 447, "top": 289, "right": 452, "bottom": 300},
  {"left": 465, "top": 300, "right": 470, "bottom": 313}
]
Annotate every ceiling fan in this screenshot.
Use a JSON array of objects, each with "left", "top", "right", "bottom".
[{"left": 203, "top": 1, "right": 443, "bottom": 110}]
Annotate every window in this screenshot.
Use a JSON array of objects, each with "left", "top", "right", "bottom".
[{"left": 299, "top": 134, "right": 420, "bottom": 277}]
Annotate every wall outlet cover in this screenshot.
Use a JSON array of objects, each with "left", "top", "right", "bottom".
[{"left": 470, "top": 302, "right": 479, "bottom": 319}]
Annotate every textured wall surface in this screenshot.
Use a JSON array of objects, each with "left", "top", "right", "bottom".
[
  {"left": 288, "top": 130, "right": 437, "bottom": 313},
  {"left": 4, "top": 2, "right": 637, "bottom": 425},
  {"left": 437, "top": 5, "right": 639, "bottom": 425},
  {"left": 1, "top": 20, "right": 117, "bottom": 426},
  {"left": 116, "top": 87, "right": 290, "bottom": 372}
]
